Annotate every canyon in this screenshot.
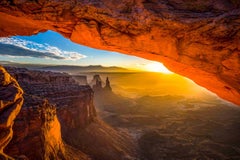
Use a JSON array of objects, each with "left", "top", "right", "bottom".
[
  {"left": 1, "top": 67, "right": 136, "bottom": 160},
  {"left": 0, "top": 65, "right": 240, "bottom": 159},
  {"left": 0, "top": 0, "right": 240, "bottom": 105},
  {"left": 92, "top": 74, "right": 240, "bottom": 160}
]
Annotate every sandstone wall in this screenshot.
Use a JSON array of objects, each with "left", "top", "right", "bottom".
[
  {"left": 0, "top": 0, "right": 239, "bottom": 105},
  {"left": 0, "top": 66, "right": 23, "bottom": 159},
  {"left": 4, "top": 67, "right": 94, "bottom": 159},
  {"left": 4, "top": 67, "right": 135, "bottom": 160},
  {"left": 5, "top": 100, "right": 66, "bottom": 159}
]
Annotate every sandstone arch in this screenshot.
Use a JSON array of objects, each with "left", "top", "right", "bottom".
[{"left": 0, "top": 0, "right": 240, "bottom": 105}]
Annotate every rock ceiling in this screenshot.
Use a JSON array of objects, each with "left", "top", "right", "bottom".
[{"left": 0, "top": 0, "right": 239, "bottom": 105}]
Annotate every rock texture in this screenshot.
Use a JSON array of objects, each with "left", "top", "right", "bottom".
[
  {"left": 5, "top": 99, "right": 90, "bottom": 160},
  {"left": 6, "top": 67, "right": 97, "bottom": 129},
  {"left": 5, "top": 99, "right": 65, "bottom": 159},
  {"left": 0, "top": 66, "right": 23, "bottom": 159},
  {"left": 5, "top": 67, "right": 136, "bottom": 160},
  {"left": 0, "top": 0, "right": 240, "bottom": 105},
  {"left": 65, "top": 119, "right": 137, "bottom": 160},
  {"left": 91, "top": 75, "right": 112, "bottom": 93},
  {"left": 4, "top": 67, "right": 95, "bottom": 159}
]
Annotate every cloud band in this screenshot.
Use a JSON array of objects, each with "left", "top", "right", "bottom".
[{"left": 0, "top": 37, "right": 86, "bottom": 60}]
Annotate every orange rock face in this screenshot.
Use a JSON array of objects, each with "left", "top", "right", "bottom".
[
  {"left": 0, "top": 0, "right": 240, "bottom": 105},
  {"left": 5, "top": 67, "right": 136, "bottom": 159},
  {"left": 0, "top": 66, "right": 23, "bottom": 159},
  {"left": 5, "top": 99, "right": 90, "bottom": 160}
]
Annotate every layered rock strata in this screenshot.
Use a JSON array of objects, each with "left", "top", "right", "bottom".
[
  {"left": 6, "top": 67, "right": 97, "bottom": 129},
  {"left": 5, "top": 99, "right": 90, "bottom": 160},
  {"left": 5, "top": 67, "right": 136, "bottom": 160},
  {"left": 4, "top": 67, "right": 95, "bottom": 159},
  {"left": 5, "top": 100, "right": 65, "bottom": 159},
  {"left": 0, "top": 0, "right": 240, "bottom": 105},
  {"left": 0, "top": 66, "right": 23, "bottom": 159}
]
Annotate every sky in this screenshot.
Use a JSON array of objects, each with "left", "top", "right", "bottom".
[
  {"left": 0, "top": 30, "right": 219, "bottom": 97},
  {"left": 0, "top": 30, "right": 172, "bottom": 72}
]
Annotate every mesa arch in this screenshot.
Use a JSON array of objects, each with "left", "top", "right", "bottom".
[{"left": 0, "top": 0, "right": 240, "bottom": 105}]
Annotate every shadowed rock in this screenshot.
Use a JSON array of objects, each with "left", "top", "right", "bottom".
[
  {"left": 91, "top": 75, "right": 112, "bottom": 93},
  {"left": 104, "top": 77, "right": 112, "bottom": 91}
]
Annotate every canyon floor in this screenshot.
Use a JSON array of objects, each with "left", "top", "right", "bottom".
[
  {"left": 96, "top": 93, "right": 240, "bottom": 160},
  {"left": 92, "top": 72, "right": 240, "bottom": 160}
]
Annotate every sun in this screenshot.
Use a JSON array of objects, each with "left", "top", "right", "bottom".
[{"left": 144, "top": 62, "right": 173, "bottom": 74}]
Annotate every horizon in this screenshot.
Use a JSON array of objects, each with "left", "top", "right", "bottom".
[
  {"left": 0, "top": 60, "right": 143, "bottom": 72},
  {"left": 0, "top": 30, "right": 172, "bottom": 73}
]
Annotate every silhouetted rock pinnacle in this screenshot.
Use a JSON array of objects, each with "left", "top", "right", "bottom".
[
  {"left": 91, "top": 75, "right": 112, "bottom": 93},
  {"left": 104, "top": 77, "right": 112, "bottom": 92}
]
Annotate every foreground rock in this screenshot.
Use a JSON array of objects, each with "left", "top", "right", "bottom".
[
  {"left": 5, "top": 67, "right": 136, "bottom": 160},
  {"left": 5, "top": 99, "right": 90, "bottom": 160},
  {"left": 0, "top": 66, "right": 23, "bottom": 159},
  {"left": 0, "top": 0, "right": 240, "bottom": 105}
]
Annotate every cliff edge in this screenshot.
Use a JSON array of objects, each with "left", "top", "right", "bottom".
[{"left": 5, "top": 67, "right": 136, "bottom": 160}]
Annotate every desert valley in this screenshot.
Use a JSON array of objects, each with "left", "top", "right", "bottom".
[{"left": 1, "top": 64, "right": 240, "bottom": 160}]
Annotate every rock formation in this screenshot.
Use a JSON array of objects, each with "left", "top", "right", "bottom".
[
  {"left": 91, "top": 75, "right": 112, "bottom": 93},
  {"left": 90, "top": 75, "right": 102, "bottom": 88},
  {"left": 38, "top": 100, "right": 65, "bottom": 160},
  {"left": 104, "top": 77, "right": 112, "bottom": 91},
  {"left": 5, "top": 67, "right": 136, "bottom": 159},
  {"left": 0, "top": 0, "right": 240, "bottom": 105},
  {"left": 6, "top": 67, "right": 97, "bottom": 128},
  {"left": 6, "top": 100, "right": 63, "bottom": 159},
  {"left": 3, "top": 67, "right": 95, "bottom": 159},
  {"left": 0, "top": 66, "right": 23, "bottom": 159},
  {"left": 5, "top": 98, "right": 90, "bottom": 160}
]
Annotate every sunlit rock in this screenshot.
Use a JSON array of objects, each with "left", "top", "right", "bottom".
[
  {"left": 5, "top": 99, "right": 90, "bottom": 160},
  {"left": 0, "top": 0, "right": 239, "bottom": 105},
  {"left": 5, "top": 67, "right": 136, "bottom": 159},
  {"left": 0, "top": 66, "right": 23, "bottom": 159}
]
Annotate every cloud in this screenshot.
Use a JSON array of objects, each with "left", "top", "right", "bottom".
[{"left": 0, "top": 37, "right": 86, "bottom": 60}]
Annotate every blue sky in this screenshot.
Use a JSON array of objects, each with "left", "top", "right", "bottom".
[{"left": 0, "top": 30, "right": 155, "bottom": 70}]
